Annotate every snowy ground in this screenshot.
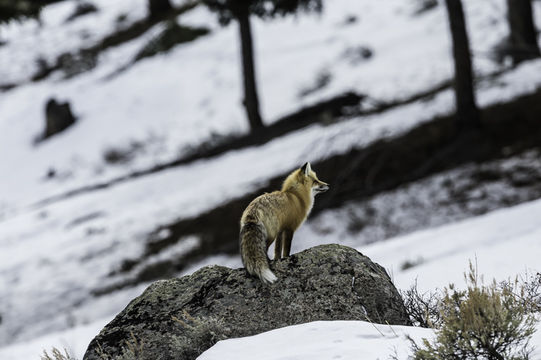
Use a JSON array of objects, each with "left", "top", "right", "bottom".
[
  {"left": 363, "top": 197, "right": 541, "bottom": 293},
  {"left": 199, "top": 320, "right": 541, "bottom": 360},
  {"left": 199, "top": 321, "right": 436, "bottom": 360},
  {"left": 2, "top": 0, "right": 540, "bottom": 214},
  {"left": 2, "top": 0, "right": 541, "bottom": 359},
  {"left": 0, "top": 316, "right": 111, "bottom": 360}
]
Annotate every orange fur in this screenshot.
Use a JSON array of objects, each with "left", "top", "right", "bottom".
[{"left": 239, "top": 163, "right": 329, "bottom": 283}]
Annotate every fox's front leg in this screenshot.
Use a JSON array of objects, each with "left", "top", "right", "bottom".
[
  {"left": 274, "top": 232, "right": 283, "bottom": 260},
  {"left": 282, "top": 230, "right": 293, "bottom": 257}
]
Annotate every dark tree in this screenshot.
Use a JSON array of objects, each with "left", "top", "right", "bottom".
[
  {"left": 236, "top": 3, "right": 263, "bottom": 131},
  {"left": 0, "top": 0, "right": 64, "bottom": 23},
  {"left": 506, "top": 0, "right": 540, "bottom": 65},
  {"left": 203, "top": 0, "right": 322, "bottom": 132},
  {"left": 444, "top": 0, "right": 481, "bottom": 131},
  {"left": 148, "top": 0, "right": 172, "bottom": 20}
]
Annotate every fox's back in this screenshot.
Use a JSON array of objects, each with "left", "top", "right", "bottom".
[{"left": 241, "top": 191, "right": 302, "bottom": 241}]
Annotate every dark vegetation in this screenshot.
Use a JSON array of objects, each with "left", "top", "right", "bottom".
[
  {"left": 65, "top": 2, "right": 97, "bottom": 23},
  {"left": 298, "top": 70, "right": 333, "bottom": 98},
  {"left": 134, "top": 21, "right": 209, "bottom": 61},
  {"left": 148, "top": 0, "right": 172, "bottom": 20},
  {"left": 411, "top": 0, "right": 438, "bottom": 16},
  {"left": 403, "top": 266, "right": 540, "bottom": 360},
  {"left": 402, "top": 281, "right": 442, "bottom": 329}
]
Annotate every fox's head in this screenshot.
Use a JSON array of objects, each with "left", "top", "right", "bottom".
[{"left": 299, "top": 162, "right": 329, "bottom": 195}]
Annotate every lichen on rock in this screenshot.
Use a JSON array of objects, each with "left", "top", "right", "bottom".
[{"left": 84, "top": 244, "right": 409, "bottom": 360}]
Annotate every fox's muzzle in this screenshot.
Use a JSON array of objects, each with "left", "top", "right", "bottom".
[{"left": 316, "top": 184, "right": 329, "bottom": 193}]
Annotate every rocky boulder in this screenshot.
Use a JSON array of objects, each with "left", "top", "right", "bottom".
[
  {"left": 42, "top": 98, "right": 76, "bottom": 140},
  {"left": 83, "top": 244, "right": 409, "bottom": 360}
]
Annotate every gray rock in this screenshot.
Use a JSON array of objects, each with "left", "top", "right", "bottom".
[
  {"left": 83, "top": 244, "right": 409, "bottom": 360},
  {"left": 43, "top": 98, "right": 76, "bottom": 140}
]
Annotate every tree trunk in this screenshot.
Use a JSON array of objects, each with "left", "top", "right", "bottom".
[
  {"left": 507, "top": 0, "right": 540, "bottom": 65},
  {"left": 444, "top": 0, "right": 481, "bottom": 131},
  {"left": 237, "top": 9, "right": 264, "bottom": 131},
  {"left": 148, "top": 0, "right": 172, "bottom": 20}
]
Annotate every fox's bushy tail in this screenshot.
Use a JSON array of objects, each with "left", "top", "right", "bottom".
[{"left": 240, "top": 221, "right": 277, "bottom": 284}]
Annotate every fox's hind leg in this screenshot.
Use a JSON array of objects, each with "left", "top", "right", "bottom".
[
  {"left": 282, "top": 230, "right": 293, "bottom": 257},
  {"left": 274, "top": 232, "right": 283, "bottom": 260}
]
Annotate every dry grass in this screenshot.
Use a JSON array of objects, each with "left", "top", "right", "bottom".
[
  {"left": 409, "top": 262, "right": 538, "bottom": 360},
  {"left": 41, "top": 348, "right": 76, "bottom": 360}
]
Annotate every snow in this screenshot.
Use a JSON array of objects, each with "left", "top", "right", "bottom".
[
  {"left": 361, "top": 197, "right": 541, "bottom": 292},
  {"left": 2, "top": 0, "right": 541, "bottom": 215},
  {"left": 198, "top": 321, "right": 435, "bottom": 360},
  {"left": 1, "top": 0, "right": 541, "bottom": 358},
  {"left": 0, "top": 0, "right": 148, "bottom": 85},
  {"left": 0, "top": 317, "right": 112, "bottom": 360},
  {"left": 199, "top": 321, "right": 541, "bottom": 360}
]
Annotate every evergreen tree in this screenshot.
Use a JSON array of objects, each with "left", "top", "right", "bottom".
[
  {"left": 506, "top": 0, "right": 540, "bottom": 65},
  {"left": 148, "top": 0, "right": 173, "bottom": 20},
  {"left": 0, "top": 0, "right": 63, "bottom": 23},
  {"left": 203, "top": 0, "right": 322, "bottom": 132},
  {"left": 444, "top": 0, "right": 481, "bottom": 132}
]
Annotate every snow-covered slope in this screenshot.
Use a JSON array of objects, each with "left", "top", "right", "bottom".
[
  {"left": 0, "top": 316, "right": 110, "bottom": 360},
  {"left": 2, "top": 0, "right": 541, "bottom": 214},
  {"left": 363, "top": 198, "right": 541, "bottom": 292}
]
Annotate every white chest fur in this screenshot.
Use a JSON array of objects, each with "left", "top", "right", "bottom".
[{"left": 300, "top": 188, "right": 316, "bottom": 225}]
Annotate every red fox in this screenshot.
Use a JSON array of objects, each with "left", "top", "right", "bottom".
[{"left": 240, "top": 162, "right": 329, "bottom": 283}]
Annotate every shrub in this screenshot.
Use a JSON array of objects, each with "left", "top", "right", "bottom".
[
  {"left": 411, "top": 263, "right": 538, "bottom": 360},
  {"left": 41, "top": 348, "right": 76, "bottom": 360},
  {"left": 500, "top": 272, "right": 541, "bottom": 315},
  {"left": 401, "top": 281, "right": 442, "bottom": 328}
]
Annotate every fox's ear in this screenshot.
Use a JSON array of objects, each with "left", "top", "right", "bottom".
[{"left": 301, "top": 162, "right": 311, "bottom": 176}]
